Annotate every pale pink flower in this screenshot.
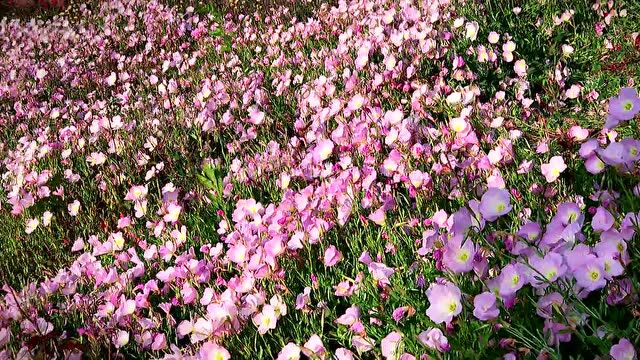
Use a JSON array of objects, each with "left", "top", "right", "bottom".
[
  {"left": 568, "top": 126, "right": 589, "bottom": 142},
  {"left": 68, "top": 200, "right": 80, "bottom": 216},
  {"left": 324, "top": 245, "right": 343, "bottom": 267},
  {"left": 541, "top": 156, "right": 567, "bottom": 183}
]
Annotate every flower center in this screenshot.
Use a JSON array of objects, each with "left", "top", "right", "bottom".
[
  {"left": 496, "top": 203, "right": 505, "bottom": 212},
  {"left": 622, "top": 100, "right": 633, "bottom": 111},
  {"left": 262, "top": 316, "right": 272, "bottom": 327},
  {"left": 511, "top": 275, "right": 520, "bottom": 285},
  {"left": 457, "top": 250, "right": 470, "bottom": 262},
  {"left": 546, "top": 270, "right": 557, "bottom": 279},
  {"left": 589, "top": 270, "right": 600, "bottom": 281},
  {"left": 448, "top": 302, "right": 457, "bottom": 312}
]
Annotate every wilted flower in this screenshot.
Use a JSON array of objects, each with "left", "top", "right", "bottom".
[
  {"left": 473, "top": 292, "right": 500, "bottom": 320},
  {"left": 418, "top": 328, "right": 450, "bottom": 352}
]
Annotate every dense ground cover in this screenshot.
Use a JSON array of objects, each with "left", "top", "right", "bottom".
[{"left": 0, "top": 0, "right": 639, "bottom": 358}]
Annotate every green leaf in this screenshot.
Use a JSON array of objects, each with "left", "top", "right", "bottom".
[{"left": 196, "top": 174, "right": 214, "bottom": 189}]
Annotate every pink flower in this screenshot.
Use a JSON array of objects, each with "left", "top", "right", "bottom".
[
  {"left": 302, "top": 335, "right": 326, "bottom": 359},
  {"left": 248, "top": 106, "right": 265, "bottom": 125},
  {"left": 418, "top": 328, "right": 450, "bottom": 352},
  {"left": 277, "top": 343, "right": 301, "bottom": 360},
  {"left": 113, "top": 330, "right": 129, "bottom": 348},
  {"left": 151, "top": 333, "right": 167, "bottom": 351},
  {"left": 514, "top": 59, "right": 528, "bottom": 77},
  {"left": 335, "top": 348, "right": 355, "bottom": 360},
  {"left": 198, "top": 342, "right": 230, "bottom": 360},
  {"left": 106, "top": 72, "right": 117, "bottom": 86},
  {"left": 425, "top": 282, "right": 462, "bottom": 324},
  {"left": 347, "top": 94, "right": 365, "bottom": 111},
  {"left": 568, "top": 126, "right": 589, "bottom": 142},
  {"left": 352, "top": 335, "right": 375, "bottom": 354},
  {"left": 381, "top": 331, "right": 403, "bottom": 359},
  {"left": 253, "top": 304, "right": 278, "bottom": 334},
  {"left": 442, "top": 236, "right": 477, "bottom": 273},
  {"left": 25, "top": 218, "right": 39, "bottom": 234},
  {"left": 565, "top": 84, "right": 581, "bottom": 99},
  {"left": 68, "top": 200, "right": 80, "bottom": 216},
  {"left": 324, "top": 245, "right": 343, "bottom": 267},
  {"left": 163, "top": 203, "right": 182, "bottom": 223},
  {"left": 610, "top": 338, "right": 637, "bottom": 360},
  {"left": 541, "top": 156, "right": 567, "bottom": 183},
  {"left": 313, "top": 139, "right": 334, "bottom": 163}
]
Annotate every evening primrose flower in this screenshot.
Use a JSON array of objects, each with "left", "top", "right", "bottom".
[
  {"left": 498, "top": 263, "right": 526, "bottom": 296},
  {"left": 68, "top": 200, "right": 80, "bottom": 216},
  {"left": 313, "top": 139, "right": 334, "bottom": 163},
  {"left": 465, "top": 21, "right": 479, "bottom": 41},
  {"left": 348, "top": 94, "right": 365, "bottom": 111},
  {"left": 473, "top": 292, "right": 500, "bottom": 320},
  {"left": 253, "top": 304, "right": 278, "bottom": 334},
  {"left": 324, "top": 245, "right": 343, "bottom": 267},
  {"left": 608, "top": 87, "right": 640, "bottom": 122},
  {"left": 199, "top": 342, "right": 231, "bottom": 360},
  {"left": 479, "top": 188, "right": 512, "bottom": 221},
  {"left": 575, "top": 260, "right": 607, "bottom": 291},
  {"left": 562, "top": 44, "right": 574, "bottom": 56},
  {"left": 568, "top": 125, "right": 589, "bottom": 141},
  {"left": 335, "top": 348, "right": 355, "bottom": 360},
  {"left": 425, "top": 282, "right": 462, "bottom": 324},
  {"left": 529, "top": 253, "right": 566, "bottom": 287},
  {"left": 541, "top": 156, "right": 567, "bottom": 183},
  {"left": 583, "top": 155, "right": 606, "bottom": 174},
  {"left": 514, "top": 59, "right": 528, "bottom": 77},
  {"left": 488, "top": 31, "right": 500, "bottom": 43},
  {"left": 592, "top": 207, "right": 615, "bottom": 232},
  {"left": 443, "top": 237, "right": 477, "bottom": 273},
  {"left": 302, "top": 335, "right": 326, "bottom": 359},
  {"left": 565, "top": 84, "right": 581, "bottom": 99},
  {"left": 163, "top": 203, "right": 182, "bottom": 223},
  {"left": 610, "top": 338, "right": 637, "bottom": 360},
  {"left": 381, "top": 332, "right": 403, "bottom": 360},
  {"left": 446, "top": 91, "right": 462, "bottom": 105},
  {"left": 25, "top": 218, "right": 39, "bottom": 234},
  {"left": 417, "top": 328, "right": 450, "bottom": 352},
  {"left": 277, "top": 343, "right": 301, "bottom": 360},
  {"left": 114, "top": 330, "right": 129, "bottom": 348}
]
